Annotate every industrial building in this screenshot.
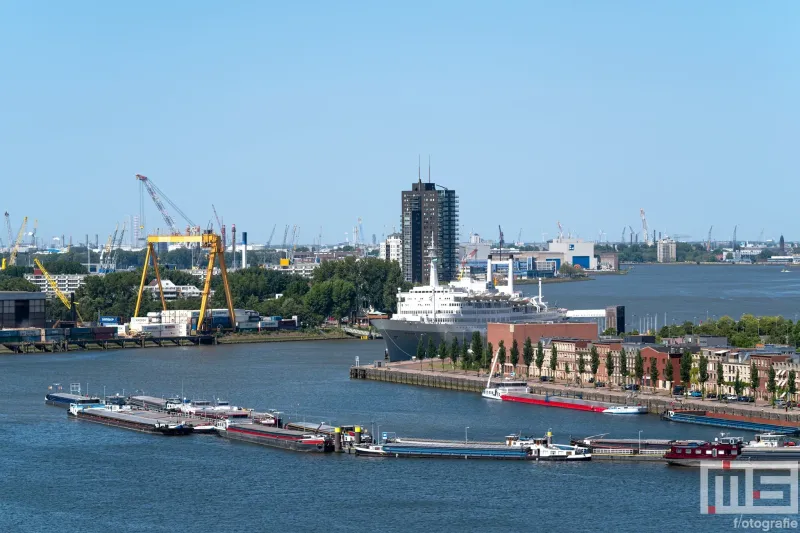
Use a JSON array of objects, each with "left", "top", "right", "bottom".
[
  {"left": 24, "top": 272, "right": 87, "bottom": 296},
  {"left": 0, "top": 291, "right": 46, "bottom": 329},
  {"left": 378, "top": 233, "right": 402, "bottom": 264},
  {"left": 546, "top": 238, "right": 597, "bottom": 270},
  {"left": 401, "top": 178, "right": 459, "bottom": 283}
]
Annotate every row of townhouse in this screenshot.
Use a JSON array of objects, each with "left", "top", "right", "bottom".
[{"left": 497, "top": 337, "right": 800, "bottom": 399}]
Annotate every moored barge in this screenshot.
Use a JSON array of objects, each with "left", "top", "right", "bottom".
[
  {"left": 68, "top": 405, "right": 193, "bottom": 435},
  {"left": 217, "top": 420, "right": 334, "bottom": 452}
]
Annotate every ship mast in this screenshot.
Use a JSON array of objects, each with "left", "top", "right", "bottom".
[{"left": 486, "top": 344, "right": 500, "bottom": 389}]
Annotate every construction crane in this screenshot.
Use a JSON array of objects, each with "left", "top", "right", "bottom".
[
  {"left": 757, "top": 228, "right": 765, "bottom": 243},
  {"left": 135, "top": 232, "right": 234, "bottom": 332},
  {"left": 458, "top": 248, "right": 478, "bottom": 280},
  {"left": 9, "top": 217, "right": 28, "bottom": 267},
  {"left": 557, "top": 221, "right": 563, "bottom": 240},
  {"left": 621, "top": 226, "right": 626, "bottom": 244},
  {"left": 34, "top": 258, "right": 83, "bottom": 323},
  {"left": 266, "top": 224, "right": 276, "bottom": 248},
  {"left": 640, "top": 209, "right": 650, "bottom": 246},
  {"left": 706, "top": 226, "right": 713, "bottom": 252},
  {"left": 212, "top": 204, "right": 226, "bottom": 250},
  {"left": 517, "top": 228, "right": 523, "bottom": 245},
  {"left": 99, "top": 224, "right": 119, "bottom": 273},
  {"left": 497, "top": 225, "right": 504, "bottom": 260},
  {"left": 290, "top": 225, "right": 299, "bottom": 261},
  {"left": 4, "top": 212, "right": 12, "bottom": 254},
  {"left": 136, "top": 174, "right": 196, "bottom": 236}
]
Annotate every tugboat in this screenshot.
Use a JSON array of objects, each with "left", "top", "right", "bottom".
[{"left": 664, "top": 436, "right": 743, "bottom": 467}]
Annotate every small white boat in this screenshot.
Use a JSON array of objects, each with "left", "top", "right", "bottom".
[
  {"left": 603, "top": 405, "right": 648, "bottom": 414},
  {"left": 481, "top": 350, "right": 528, "bottom": 400},
  {"left": 509, "top": 432, "right": 592, "bottom": 461},
  {"left": 781, "top": 268, "right": 791, "bottom": 273}
]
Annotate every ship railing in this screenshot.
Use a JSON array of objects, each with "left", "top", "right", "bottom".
[{"left": 591, "top": 448, "right": 666, "bottom": 456}]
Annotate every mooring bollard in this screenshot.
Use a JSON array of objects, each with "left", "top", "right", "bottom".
[{"left": 334, "top": 427, "right": 342, "bottom": 452}]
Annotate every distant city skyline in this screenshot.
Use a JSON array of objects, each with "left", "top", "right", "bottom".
[{"left": 1, "top": 2, "right": 798, "bottom": 245}]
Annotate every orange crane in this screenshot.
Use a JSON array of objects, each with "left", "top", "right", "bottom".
[{"left": 458, "top": 248, "right": 478, "bottom": 280}]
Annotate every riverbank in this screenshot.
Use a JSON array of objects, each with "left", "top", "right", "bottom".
[
  {"left": 515, "top": 276, "right": 593, "bottom": 285},
  {"left": 0, "top": 328, "right": 352, "bottom": 354},
  {"left": 351, "top": 360, "right": 800, "bottom": 425}
]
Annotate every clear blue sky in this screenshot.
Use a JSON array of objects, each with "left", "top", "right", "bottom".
[{"left": 1, "top": 1, "right": 797, "bottom": 247}]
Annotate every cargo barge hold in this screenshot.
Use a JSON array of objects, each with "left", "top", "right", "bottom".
[
  {"left": 501, "top": 393, "right": 610, "bottom": 413},
  {"left": 661, "top": 409, "right": 800, "bottom": 436},
  {"left": 68, "top": 405, "right": 193, "bottom": 435},
  {"left": 217, "top": 420, "right": 334, "bottom": 453}
]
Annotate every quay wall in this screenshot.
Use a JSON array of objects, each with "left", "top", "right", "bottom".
[{"left": 350, "top": 366, "right": 800, "bottom": 425}]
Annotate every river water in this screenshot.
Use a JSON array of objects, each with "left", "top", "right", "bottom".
[
  {"left": 524, "top": 264, "right": 800, "bottom": 329},
  {"left": 0, "top": 338, "right": 784, "bottom": 533}
]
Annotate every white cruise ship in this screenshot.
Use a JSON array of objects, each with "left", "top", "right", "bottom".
[{"left": 372, "top": 256, "right": 568, "bottom": 362}]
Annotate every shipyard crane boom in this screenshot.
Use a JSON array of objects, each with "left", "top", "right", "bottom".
[
  {"left": 281, "top": 225, "right": 289, "bottom": 248},
  {"left": 34, "top": 258, "right": 84, "bottom": 322},
  {"left": 111, "top": 222, "right": 126, "bottom": 272},
  {"left": 211, "top": 204, "right": 226, "bottom": 250},
  {"left": 640, "top": 209, "right": 650, "bottom": 245},
  {"left": 9, "top": 217, "right": 28, "bottom": 267},
  {"left": 266, "top": 224, "right": 276, "bottom": 248},
  {"left": 136, "top": 174, "right": 196, "bottom": 236},
  {"left": 4, "top": 212, "right": 12, "bottom": 254}
]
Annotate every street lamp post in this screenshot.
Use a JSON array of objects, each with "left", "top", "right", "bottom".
[{"left": 465, "top": 426, "right": 469, "bottom": 444}]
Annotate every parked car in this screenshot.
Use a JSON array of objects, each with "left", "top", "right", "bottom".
[
  {"left": 539, "top": 376, "right": 551, "bottom": 382},
  {"left": 690, "top": 391, "right": 703, "bottom": 398},
  {"left": 724, "top": 394, "right": 739, "bottom": 401},
  {"left": 588, "top": 377, "right": 595, "bottom": 383},
  {"left": 672, "top": 386, "right": 685, "bottom": 396},
  {"left": 738, "top": 396, "right": 755, "bottom": 402},
  {"left": 705, "top": 393, "right": 718, "bottom": 399},
  {"left": 623, "top": 384, "right": 640, "bottom": 391},
  {"left": 594, "top": 381, "right": 606, "bottom": 388}
]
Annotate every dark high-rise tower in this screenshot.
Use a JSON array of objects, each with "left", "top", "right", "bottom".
[
  {"left": 780, "top": 235, "right": 785, "bottom": 254},
  {"left": 401, "top": 177, "right": 459, "bottom": 284}
]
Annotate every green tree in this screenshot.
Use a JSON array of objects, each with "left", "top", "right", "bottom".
[
  {"left": 438, "top": 339, "right": 448, "bottom": 369},
  {"left": 577, "top": 351, "right": 586, "bottom": 386},
  {"left": 750, "top": 362, "right": 759, "bottom": 399},
  {"left": 665, "top": 359, "right": 674, "bottom": 387},
  {"left": 679, "top": 350, "right": 693, "bottom": 386},
  {"left": 460, "top": 338, "right": 470, "bottom": 371},
  {"left": 497, "top": 340, "right": 506, "bottom": 372},
  {"left": 0, "top": 276, "right": 38, "bottom": 291},
  {"left": 619, "top": 348, "right": 628, "bottom": 385},
  {"left": 450, "top": 337, "right": 460, "bottom": 369},
  {"left": 605, "top": 351, "right": 615, "bottom": 385},
  {"left": 535, "top": 341, "right": 545, "bottom": 376},
  {"left": 590, "top": 345, "right": 600, "bottom": 382},
  {"left": 470, "top": 332, "right": 483, "bottom": 371},
  {"left": 522, "top": 337, "right": 534, "bottom": 376},
  {"left": 634, "top": 349, "right": 644, "bottom": 386},
  {"left": 510, "top": 339, "right": 520, "bottom": 372},
  {"left": 549, "top": 344, "right": 558, "bottom": 380},
  {"left": 716, "top": 361, "right": 724, "bottom": 394},
  {"left": 416, "top": 338, "right": 426, "bottom": 361},
  {"left": 767, "top": 366, "right": 777, "bottom": 405},
  {"left": 698, "top": 355, "right": 709, "bottom": 395},
  {"left": 733, "top": 370, "right": 744, "bottom": 396},
  {"left": 789, "top": 370, "right": 797, "bottom": 404},
  {"left": 428, "top": 337, "right": 436, "bottom": 369},
  {"left": 486, "top": 342, "right": 493, "bottom": 371},
  {"left": 649, "top": 358, "right": 659, "bottom": 391}
]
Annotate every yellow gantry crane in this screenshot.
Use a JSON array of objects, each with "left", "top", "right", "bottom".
[
  {"left": 9, "top": 216, "right": 28, "bottom": 267},
  {"left": 134, "top": 232, "right": 235, "bottom": 333},
  {"left": 34, "top": 258, "right": 84, "bottom": 322}
]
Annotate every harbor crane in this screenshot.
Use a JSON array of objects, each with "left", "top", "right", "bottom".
[
  {"left": 134, "top": 232, "right": 234, "bottom": 333},
  {"left": 640, "top": 209, "right": 650, "bottom": 246},
  {"left": 707, "top": 226, "right": 713, "bottom": 252},
  {"left": 212, "top": 204, "right": 226, "bottom": 250},
  {"left": 136, "top": 174, "right": 196, "bottom": 236},
  {"left": 9, "top": 216, "right": 28, "bottom": 267},
  {"left": 34, "top": 258, "right": 84, "bottom": 323},
  {"left": 732, "top": 225, "right": 738, "bottom": 252},
  {"left": 266, "top": 224, "right": 276, "bottom": 248},
  {"left": 281, "top": 225, "right": 290, "bottom": 249},
  {"left": 628, "top": 226, "right": 636, "bottom": 244},
  {"left": 112, "top": 222, "right": 126, "bottom": 272},
  {"left": 557, "top": 221, "right": 563, "bottom": 240},
  {"left": 621, "top": 227, "right": 626, "bottom": 244},
  {"left": 98, "top": 225, "right": 117, "bottom": 273}
]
